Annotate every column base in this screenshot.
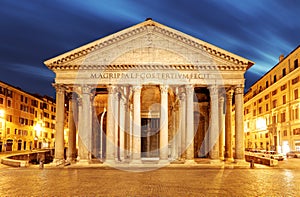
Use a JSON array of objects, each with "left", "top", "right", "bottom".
[
  {"left": 77, "top": 159, "right": 90, "bottom": 165},
  {"left": 51, "top": 158, "right": 65, "bottom": 166},
  {"left": 210, "top": 159, "right": 222, "bottom": 164},
  {"left": 184, "top": 159, "right": 197, "bottom": 165},
  {"left": 130, "top": 160, "right": 142, "bottom": 164},
  {"left": 66, "top": 157, "right": 77, "bottom": 164},
  {"left": 104, "top": 160, "right": 116, "bottom": 166},
  {"left": 219, "top": 156, "right": 225, "bottom": 161},
  {"left": 225, "top": 158, "right": 235, "bottom": 163},
  {"left": 234, "top": 159, "right": 248, "bottom": 166},
  {"left": 158, "top": 160, "right": 170, "bottom": 165}
]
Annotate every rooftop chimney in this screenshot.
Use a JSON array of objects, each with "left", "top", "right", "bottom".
[{"left": 279, "top": 54, "right": 284, "bottom": 62}]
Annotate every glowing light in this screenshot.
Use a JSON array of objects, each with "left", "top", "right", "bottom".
[
  {"left": 0, "top": 109, "right": 5, "bottom": 118},
  {"left": 34, "top": 123, "right": 42, "bottom": 136},
  {"left": 256, "top": 117, "right": 267, "bottom": 130}
]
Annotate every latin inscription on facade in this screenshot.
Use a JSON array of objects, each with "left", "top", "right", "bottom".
[{"left": 90, "top": 72, "right": 211, "bottom": 80}]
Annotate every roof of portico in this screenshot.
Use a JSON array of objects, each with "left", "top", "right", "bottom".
[{"left": 44, "top": 18, "right": 254, "bottom": 71}]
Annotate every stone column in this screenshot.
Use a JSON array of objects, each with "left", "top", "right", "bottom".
[
  {"left": 132, "top": 85, "right": 142, "bottom": 163},
  {"left": 235, "top": 85, "right": 245, "bottom": 161},
  {"left": 113, "top": 89, "right": 119, "bottom": 161},
  {"left": 119, "top": 95, "right": 126, "bottom": 161},
  {"left": 78, "top": 85, "right": 93, "bottom": 163},
  {"left": 53, "top": 84, "right": 65, "bottom": 165},
  {"left": 208, "top": 85, "right": 219, "bottom": 161},
  {"left": 105, "top": 86, "right": 116, "bottom": 162},
  {"left": 219, "top": 96, "right": 225, "bottom": 160},
  {"left": 185, "top": 85, "right": 195, "bottom": 162},
  {"left": 180, "top": 91, "right": 186, "bottom": 160},
  {"left": 160, "top": 85, "right": 169, "bottom": 161},
  {"left": 67, "top": 93, "right": 77, "bottom": 163},
  {"left": 171, "top": 104, "right": 177, "bottom": 160},
  {"left": 177, "top": 96, "right": 182, "bottom": 160},
  {"left": 225, "top": 89, "right": 234, "bottom": 162}
]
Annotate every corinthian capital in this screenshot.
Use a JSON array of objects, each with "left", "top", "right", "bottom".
[
  {"left": 53, "top": 83, "right": 66, "bottom": 94},
  {"left": 235, "top": 85, "right": 244, "bottom": 95},
  {"left": 208, "top": 85, "right": 219, "bottom": 96},
  {"left": 132, "top": 85, "right": 142, "bottom": 93},
  {"left": 185, "top": 84, "right": 194, "bottom": 95},
  {"left": 160, "top": 85, "right": 169, "bottom": 94}
]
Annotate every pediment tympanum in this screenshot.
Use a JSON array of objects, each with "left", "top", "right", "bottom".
[{"left": 45, "top": 19, "right": 253, "bottom": 70}]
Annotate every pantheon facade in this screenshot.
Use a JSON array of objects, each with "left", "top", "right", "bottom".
[{"left": 45, "top": 19, "right": 254, "bottom": 165}]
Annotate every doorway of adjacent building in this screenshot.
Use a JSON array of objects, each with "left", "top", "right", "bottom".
[
  {"left": 6, "top": 139, "right": 13, "bottom": 151},
  {"left": 141, "top": 118, "right": 160, "bottom": 158}
]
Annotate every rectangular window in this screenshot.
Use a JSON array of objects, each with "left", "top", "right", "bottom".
[
  {"left": 258, "top": 98, "right": 262, "bottom": 103},
  {"left": 265, "top": 94, "right": 269, "bottom": 100},
  {"left": 272, "top": 90, "right": 277, "bottom": 96},
  {"left": 281, "top": 84, "right": 287, "bottom": 91},
  {"left": 274, "top": 75, "right": 277, "bottom": 83},
  {"left": 7, "top": 100, "right": 11, "bottom": 107},
  {"left": 283, "top": 130, "right": 287, "bottom": 136},
  {"left": 259, "top": 107, "right": 262, "bottom": 114},
  {"left": 266, "top": 104, "right": 269, "bottom": 111},
  {"left": 293, "top": 128, "right": 300, "bottom": 135},
  {"left": 281, "top": 112, "right": 286, "bottom": 122},
  {"left": 0, "top": 97, "right": 3, "bottom": 104},
  {"left": 282, "top": 68, "right": 286, "bottom": 77},
  {"left": 294, "top": 59, "right": 298, "bottom": 69},
  {"left": 283, "top": 95, "right": 286, "bottom": 104},
  {"left": 265, "top": 133, "right": 269, "bottom": 138},
  {"left": 292, "top": 76, "right": 299, "bottom": 85},
  {"left": 6, "top": 128, "right": 10, "bottom": 134},
  {"left": 295, "top": 89, "right": 299, "bottom": 100},
  {"left": 266, "top": 81, "right": 269, "bottom": 88},
  {"left": 253, "top": 110, "right": 256, "bottom": 116},
  {"left": 272, "top": 115, "right": 277, "bottom": 124},
  {"left": 296, "top": 108, "right": 299, "bottom": 120},
  {"left": 272, "top": 100, "right": 277, "bottom": 108}
]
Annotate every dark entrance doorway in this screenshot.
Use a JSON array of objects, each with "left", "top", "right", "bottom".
[
  {"left": 6, "top": 139, "right": 13, "bottom": 151},
  {"left": 18, "top": 140, "right": 22, "bottom": 150},
  {"left": 141, "top": 118, "right": 160, "bottom": 158}
]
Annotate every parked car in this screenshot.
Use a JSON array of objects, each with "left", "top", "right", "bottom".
[
  {"left": 263, "top": 151, "right": 284, "bottom": 161},
  {"left": 286, "top": 151, "right": 300, "bottom": 158}
]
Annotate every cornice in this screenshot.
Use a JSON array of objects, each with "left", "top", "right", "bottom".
[
  {"left": 44, "top": 19, "right": 253, "bottom": 69},
  {"left": 49, "top": 64, "right": 247, "bottom": 71}
]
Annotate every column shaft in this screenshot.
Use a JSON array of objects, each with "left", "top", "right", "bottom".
[
  {"left": 54, "top": 84, "right": 65, "bottom": 163},
  {"left": 185, "top": 85, "right": 194, "bottom": 160},
  {"left": 119, "top": 96, "right": 125, "bottom": 160},
  {"left": 67, "top": 94, "right": 77, "bottom": 162},
  {"left": 78, "top": 85, "right": 92, "bottom": 161},
  {"left": 235, "top": 86, "right": 245, "bottom": 160},
  {"left": 106, "top": 86, "right": 115, "bottom": 161},
  {"left": 219, "top": 96, "right": 224, "bottom": 160},
  {"left": 180, "top": 92, "right": 186, "bottom": 159},
  {"left": 132, "top": 86, "right": 141, "bottom": 161},
  {"left": 160, "top": 85, "right": 169, "bottom": 160},
  {"left": 208, "top": 85, "right": 219, "bottom": 160},
  {"left": 225, "top": 89, "right": 234, "bottom": 161},
  {"left": 113, "top": 91, "right": 119, "bottom": 161}
]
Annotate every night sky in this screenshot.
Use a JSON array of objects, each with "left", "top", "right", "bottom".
[{"left": 1, "top": 0, "right": 300, "bottom": 98}]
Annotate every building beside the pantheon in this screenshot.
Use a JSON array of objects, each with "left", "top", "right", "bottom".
[
  {"left": 244, "top": 45, "right": 300, "bottom": 154},
  {"left": 0, "top": 81, "right": 60, "bottom": 152},
  {"left": 44, "top": 19, "right": 254, "bottom": 165}
]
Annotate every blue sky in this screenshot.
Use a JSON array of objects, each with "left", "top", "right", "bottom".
[{"left": 0, "top": 0, "right": 299, "bottom": 97}]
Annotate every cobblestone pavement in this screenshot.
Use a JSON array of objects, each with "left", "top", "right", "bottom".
[{"left": 0, "top": 167, "right": 300, "bottom": 196}]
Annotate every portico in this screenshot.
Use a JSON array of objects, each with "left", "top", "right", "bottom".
[{"left": 44, "top": 19, "right": 254, "bottom": 165}]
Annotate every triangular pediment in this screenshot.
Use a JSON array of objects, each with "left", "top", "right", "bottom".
[{"left": 44, "top": 19, "right": 254, "bottom": 71}]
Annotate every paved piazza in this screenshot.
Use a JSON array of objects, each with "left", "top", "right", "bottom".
[{"left": 0, "top": 166, "right": 300, "bottom": 196}]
